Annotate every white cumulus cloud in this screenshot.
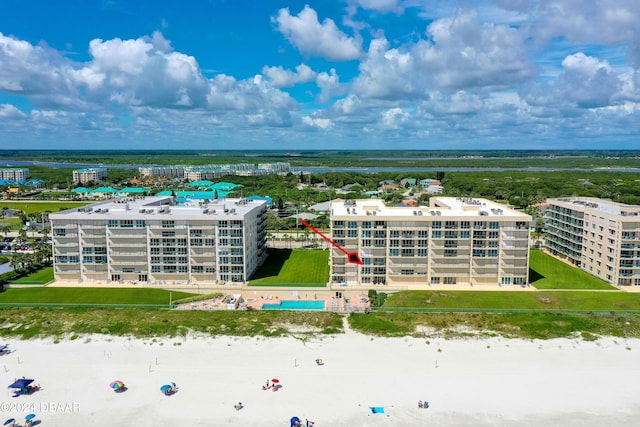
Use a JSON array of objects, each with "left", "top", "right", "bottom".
[{"left": 273, "top": 5, "right": 362, "bottom": 61}]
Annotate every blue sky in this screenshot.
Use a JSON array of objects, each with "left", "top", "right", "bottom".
[{"left": 1, "top": 0, "right": 640, "bottom": 150}]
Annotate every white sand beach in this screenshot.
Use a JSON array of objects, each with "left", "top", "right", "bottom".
[{"left": 1, "top": 324, "right": 639, "bottom": 427}]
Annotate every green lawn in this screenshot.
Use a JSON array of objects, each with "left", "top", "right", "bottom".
[
  {"left": 249, "top": 248, "right": 329, "bottom": 286},
  {"left": 348, "top": 311, "right": 640, "bottom": 339},
  {"left": 529, "top": 249, "right": 616, "bottom": 290},
  {"left": 0, "top": 201, "right": 92, "bottom": 215},
  {"left": 383, "top": 290, "right": 640, "bottom": 311},
  {"left": 9, "top": 266, "right": 54, "bottom": 284},
  {"left": 0, "top": 287, "right": 195, "bottom": 305}
]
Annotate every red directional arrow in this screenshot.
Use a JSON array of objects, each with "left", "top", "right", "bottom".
[{"left": 299, "top": 219, "right": 362, "bottom": 265}]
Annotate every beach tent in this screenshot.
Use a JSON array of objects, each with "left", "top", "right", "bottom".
[
  {"left": 8, "top": 379, "right": 33, "bottom": 389},
  {"left": 290, "top": 416, "right": 301, "bottom": 427}
]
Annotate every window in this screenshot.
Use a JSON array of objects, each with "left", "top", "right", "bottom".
[
  {"left": 432, "top": 221, "right": 441, "bottom": 229},
  {"left": 347, "top": 221, "right": 357, "bottom": 229},
  {"left": 136, "top": 220, "right": 145, "bottom": 228},
  {"left": 389, "top": 248, "right": 399, "bottom": 256},
  {"left": 162, "top": 220, "right": 175, "bottom": 228},
  {"left": 390, "top": 230, "right": 400, "bottom": 238},
  {"left": 361, "top": 267, "right": 371, "bottom": 275},
  {"left": 120, "top": 220, "right": 133, "bottom": 228},
  {"left": 444, "top": 249, "right": 457, "bottom": 257},
  {"left": 362, "top": 221, "right": 371, "bottom": 229},
  {"left": 488, "top": 249, "right": 498, "bottom": 257},
  {"left": 431, "top": 277, "right": 440, "bottom": 284},
  {"left": 333, "top": 220, "right": 345, "bottom": 228},
  {"left": 501, "top": 277, "right": 511, "bottom": 285},
  {"left": 54, "top": 228, "right": 67, "bottom": 236},
  {"left": 460, "top": 221, "right": 470, "bottom": 229},
  {"left": 417, "top": 248, "right": 428, "bottom": 257},
  {"left": 347, "top": 229, "right": 358, "bottom": 238},
  {"left": 460, "top": 230, "right": 470, "bottom": 239},
  {"left": 401, "top": 248, "right": 414, "bottom": 257},
  {"left": 444, "top": 277, "right": 456, "bottom": 284},
  {"left": 362, "top": 239, "right": 371, "bottom": 247},
  {"left": 401, "top": 269, "right": 414, "bottom": 275},
  {"left": 432, "top": 230, "right": 441, "bottom": 238},
  {"left": 514, "top": 277, "right": 525, "bottom": 285}
]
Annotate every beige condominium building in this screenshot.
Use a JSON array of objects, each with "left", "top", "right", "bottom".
[
  {"left": 329, "top": 197, "right": 531, "bottom": 289},
  {"left": 72, "top": 167, "right": 107, "bottom": 184},
  {"left": 50, "top": 196, "right": 267, "bottom": 285},
  {"left": 545, "top": 197, "right": 640, "bottom": 287}
]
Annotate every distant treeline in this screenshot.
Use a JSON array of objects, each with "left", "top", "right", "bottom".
[{"left": 1, "top": 149, "right": 640, "bottom": 168}]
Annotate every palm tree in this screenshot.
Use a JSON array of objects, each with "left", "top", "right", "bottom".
[{"left": 0, "top": 224, "right": 10, "bottom": 239}]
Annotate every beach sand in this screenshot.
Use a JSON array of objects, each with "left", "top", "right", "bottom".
[{"left": 1, "top": 324, "right": 639, "bottom": 427}]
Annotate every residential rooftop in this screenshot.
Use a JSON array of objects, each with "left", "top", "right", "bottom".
[
  {"left": 331, "top": 197, "right": 528, "bottom": 218},
  {"left": 549, "top": 197, "right": 640, "bottom": 217},
  {"left": 51, "top": 196, "right": 265, "bottom": 220}
]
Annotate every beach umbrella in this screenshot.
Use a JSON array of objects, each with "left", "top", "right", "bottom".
[
  {"left": 3, "top": 419, "right": 15, "bottom": 426},
  {"left": 8, "top": 379, "right": 33, "bottom": 389},
  {"left": 290, "top": 416, "right": 300, "bottom": 427},
  {"left": 109, "top": 380, "right": 124, "bottom": 390},
  {"left": 160, "top": 384, "right": 172, "bottom": 392},
  {"left": 271, "top": 378, "right": 280, "bottom": 384},
  {"left": 24, "top": 414, "right": 35, "bottom": 421}
]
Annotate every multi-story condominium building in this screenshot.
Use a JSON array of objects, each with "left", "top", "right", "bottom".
[
  {"left": 0, "top": 168, "right": 30, "bottom": 181},
  {"left": 73, "top": 168, "right": 107, "bottom": 184},
  {"left": 329, "top": 198, "right": 531, "bottom": 288},
  {"left": 50, "top": 196, "right": 268, "bottom": 285},
  {"left": 545, "top": 197, "right": 640, "bottom": 286},
  {"left": 139, "top": 163, "right": 291, "bottom": 181},
  {"left": 138, "top": 166, "right": 186, "bottom": 179}
]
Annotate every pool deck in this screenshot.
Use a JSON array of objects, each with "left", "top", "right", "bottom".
[{"left": 175, "top": 292, "right": 370, "bottom": 313}]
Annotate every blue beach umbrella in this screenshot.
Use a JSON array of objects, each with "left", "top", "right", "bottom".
[
  {"left": 4, "top": 419, "right": 15, "bottom": 426},
  {"left": 160, "top": 384, "right": 171, "bottom": 392},
  {"left": 25, "top": 414, "right": 36, "bottom": 421}
]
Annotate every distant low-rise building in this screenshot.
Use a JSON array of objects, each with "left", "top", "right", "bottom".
[
  {"left": 73, "top": 168, "right": 107, "bottom": 184},
  {"left": 0, "top": 168, "right": 29, "bottom": 181}
]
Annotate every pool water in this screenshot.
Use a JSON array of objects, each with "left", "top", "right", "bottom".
[{"left": 261, "top": 300, "right": 326, "bottom": 311}]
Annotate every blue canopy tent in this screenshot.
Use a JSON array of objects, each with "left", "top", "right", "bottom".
[{"left": 8, "top": 379, "right": 33, "bottom": 389}]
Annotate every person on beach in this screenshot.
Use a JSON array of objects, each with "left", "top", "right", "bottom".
[
  {"left": 418, "top": 400, "right": 423, "bottom": 408},
  {"left": 234, "top": 402, "right": 243, "bottom": 410}
]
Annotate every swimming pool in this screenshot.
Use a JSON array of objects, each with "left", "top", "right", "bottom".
[{"left": 261, "top": 300, "right": 326, "bottom": 311}]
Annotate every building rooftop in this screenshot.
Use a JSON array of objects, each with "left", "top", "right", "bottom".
[
  {"left": 50, "top": 196, "right": 265, "bottom": 220},
  {"left": 331, "top": 197, "right": 528, "bottom": 218},
  {"left": 550, "top": 197, "right": 640, "bottom": 217}
]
